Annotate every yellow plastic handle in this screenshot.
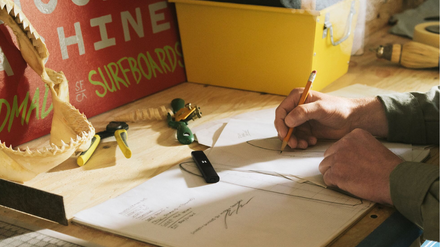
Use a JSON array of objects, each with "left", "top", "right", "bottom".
[
  {"left": 77, "top": 135, "right": 101, "bottom": 166},
  {"left": 115, "top": 129, "right": 132, "bottom": 159}
]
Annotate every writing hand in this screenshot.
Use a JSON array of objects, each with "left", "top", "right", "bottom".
[
  {"left": 274, "top": 89, "right": 388, "bottom": 149},
  {"left": 319, "top": 129, "right": 403, "bottom": 205}
]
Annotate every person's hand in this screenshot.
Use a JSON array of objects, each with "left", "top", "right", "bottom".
[
  {"left": 319, "top": 129, "right": 403, "bottom": 205},
  {"left": 274, "top": 89, "right": 388, "bottom": 149}
]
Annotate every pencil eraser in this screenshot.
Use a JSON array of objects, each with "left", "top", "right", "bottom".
[{"left": 191, "top": 151, "right": 219, "bottom": 183}]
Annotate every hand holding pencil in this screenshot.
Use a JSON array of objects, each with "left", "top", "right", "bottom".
[
  {"left": 275, "top": 70, "right": 389, "bottom": 150},
  {"left": 279, "top": 70, "right": 316, "bottom": 152}
]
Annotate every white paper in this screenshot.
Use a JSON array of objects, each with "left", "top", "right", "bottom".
[
  {"left": 73, "top": 163, "right": 373, "bottom": 247},
  {"left": 193, "top": 108, "right": 275, "bottom": 147},
  {"left": 74, "top": 119, "right": 420, "bottom": 247}
]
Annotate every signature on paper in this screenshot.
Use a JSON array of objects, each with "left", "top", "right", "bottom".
[
  {"left": 191, "top": 197, "right": 254, "bottom": 234},
  {"left": 223, "top": 197, "right": 253, "bottom": 229}
]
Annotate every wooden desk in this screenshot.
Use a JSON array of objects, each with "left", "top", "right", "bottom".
[{"left": 2, "top": 25, "right": 439, "bottom": 247}]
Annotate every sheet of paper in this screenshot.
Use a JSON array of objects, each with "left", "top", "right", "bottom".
[
  {"left": 74, "top": 162, "right": 372, "bottom": 247},
  {"left": 193, "top": 108, "right": 274, "bottom": 147},
  {"left": 207, "top": 119, "right": 414, "bottom": 179},
  {"left": 74, "top": 119, "right": 415, "bottom": 247}
]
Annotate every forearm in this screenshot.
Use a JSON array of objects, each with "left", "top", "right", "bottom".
[{"left": 349, "top": 97, "right": 389, "bottom": 138}]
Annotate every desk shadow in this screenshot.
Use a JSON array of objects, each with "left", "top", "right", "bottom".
[
  {"left": 48, "top": 157, "right": 78, "bottom": 172},
  {"left": 81, "top": 141, "right": 118, "bottom": 170},
  {"left": 119, "top": 121, "right": 183, "bottom": 148},
  {"left": 48, "top": 141, "right": 118, "bottom": 173},
  {"left": 116, "top": 111, "right": 201, "bottom": 148}
]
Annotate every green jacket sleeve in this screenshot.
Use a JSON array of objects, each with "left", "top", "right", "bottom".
[
  {"left": 377, "top": 86, "right": 439, "bottom": 241},
  {"left": 390, "top": 162, "right": 439, "bottom": 241},
  {"left": 377, "top": 86, "right": 439, "bottom": 145}
]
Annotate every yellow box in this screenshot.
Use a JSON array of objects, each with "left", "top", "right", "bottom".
[{"left": 170, "top": 0, "right": 359, "bottom": 95}]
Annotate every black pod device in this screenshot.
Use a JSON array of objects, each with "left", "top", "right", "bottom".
[{"left": 191, "top": 151, "right": 220, "bottom": 183}]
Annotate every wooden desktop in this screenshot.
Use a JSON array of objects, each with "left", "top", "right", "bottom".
[{"left": 1, "top": 25, "right": 438, "bottom": 247}]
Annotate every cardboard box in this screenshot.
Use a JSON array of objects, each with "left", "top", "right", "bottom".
[
  {"left": 0, "top": 0, "right": 186, "bottom": 147},
  {"left": 169, "top": 0, "right": 359, "bottom": 95}
]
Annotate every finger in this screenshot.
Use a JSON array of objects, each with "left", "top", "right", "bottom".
[
  {"left": 274, "top": 102, "right": 293, "bottom": 139},
  {"left": 287, "top": 127, "right": 317, "bottom": 149},
  {"left": 323, "top": 141, "right": 337, "bottom": 157},
  {"left": 319, "top": 157, "right": 337, "bottom": 187},
  {"left": 322, "top": 168, "right": 336, "bottom": 187},
  {"left": 281, "top": 88, "right": 305, "bottom": 111},
  {"left": 275, "top": 88, "right": 309, "bottom": 128},
  {"left": 287, "top": 134, "right": 299, "bottom": 149},
  {"left": 275, "top": 90, "right": 302, "bottom": 122},
  {"left": 295, "top": 125, "right": 317, "bottom": 146},
  {"left": 293, "top": 134, "right": 316, "bottom": 149},
  {"left": 275, "top": 117, "right": 289, "bottom": 140},
  {"left": 308, "top": 136, "right": 317, "bottom": 146},
  {"left": 275, "top": 89, "right": 320, "bottom": 138},
  {"left": 284, "top": 101, "right": 325, "bottom": 129},
  {"left": 295, "top": 138, "right": 309, "bottom": 149},
  {"left": 319, "top": 155, "right": 332, "bottom": 175}
]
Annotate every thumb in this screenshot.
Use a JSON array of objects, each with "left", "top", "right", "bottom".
[{"left": 285, "top": 101, "right": 323, "bottom": 128}]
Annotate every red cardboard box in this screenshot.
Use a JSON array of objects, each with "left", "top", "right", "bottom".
[{"left": 0, "top": 0, "right": 185, "bottom": 147}]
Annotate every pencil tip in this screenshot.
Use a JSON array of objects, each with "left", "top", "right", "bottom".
[{"left": 280, "top": 141, "right": 287, "bottom": 153}]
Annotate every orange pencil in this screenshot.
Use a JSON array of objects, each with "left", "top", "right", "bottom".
[{"left": 280, "top": 70, "right": 317, "bottom": 152}]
